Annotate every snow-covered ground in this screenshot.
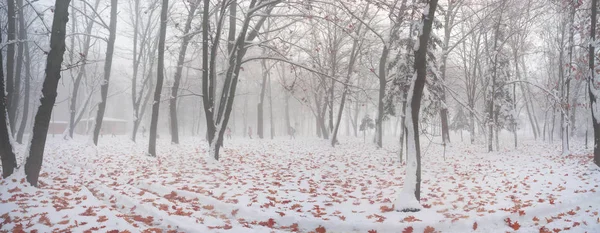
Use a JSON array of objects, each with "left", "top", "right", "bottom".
[{"left": 1, "top": 136, "right": 599, "bottom": 233}]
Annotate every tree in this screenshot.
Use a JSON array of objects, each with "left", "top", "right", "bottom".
[
  {"left": 201, "top": 0, "right": 281, "bottom": 160},
  {"left": 15, "top": 0, "right": 32, "bottom": 144},
  {"left": 92, "top": 0, "right": 118, "bottom": 146},
  {"left": 67, "top": 0, "right": 101, "bottom": 139},
  {"left": 129, "top": 0, "right": 160, "bottom": 142},
  {"left": 25, "top": 0, "right": 72, "bottom": 186},
  {"left": 169, "top": 0, "right": 199, "bottom": 144},
  {"left": 589, "top": 0, "right": 600, "bottom": 167},
  {"left": 148, "top": 0, "right": 169, "bottom": 157},
  {"left": 395, "top": 0, "right": 438, "bottom": 212},
  {"left": 6, "top": 0, "right": 17, "bottom": 134},
  {"left": 0, "top": 27, "right": 18, "bottom": 178}
]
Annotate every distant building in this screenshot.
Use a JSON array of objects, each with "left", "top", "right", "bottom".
[{"left": 48, "top": 117, "right": 128, "bottom": 135}]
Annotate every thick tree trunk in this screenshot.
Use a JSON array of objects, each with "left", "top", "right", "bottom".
[
  {"left": 6, "top": 0, "right": 17, "bottom": 134},
  {"left": 396, "top": 0, "right": 438, "bottom": 212},
  {"left": 0, "top": 29, "right": 18, "bottom": 178},
  {"left": 148, "top": 0, "right": 168, "bottom": 157},
  {"left": 589, "top": 0, "right": 600, "bottom": 167},
  {"left": 92, "top": 0, "right": 118, "bottom": 146},
  {"left": 25, "top": 0, "right": 71, "bottom": 186},
  {"left": 170, "top": 3, "right": 198, "bottom": 144},
  {"left": 16, "top": 0, "right": 31, "bottom": 144}
]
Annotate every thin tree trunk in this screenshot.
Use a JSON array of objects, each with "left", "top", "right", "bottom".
[
  {"left": 170, "top": 2, "right": 198, "bottom": 144},
  {"left": 12, "top": 10, "right": 24, "bottom": 136},
  {"left": 92, "top": 0, "right": 118, "bottom": 146},
  {"left": 375, "top": 48, "right": 389, "bottom": 148},
  {"left": 25, "top": 0, "right": 71, "bottom": 186},
  {"left": 148, "top": 0, "right": 168, "bottom": 157},
  {"left": 68, "top": 0, "right": 99, "bottom": 138}
]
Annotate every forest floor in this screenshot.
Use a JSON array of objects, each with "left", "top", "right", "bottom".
[{"left": 0, "top": 135, "right": 599, "bottom": 233}]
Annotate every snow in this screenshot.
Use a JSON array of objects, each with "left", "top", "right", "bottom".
[{"left": 1, "top": 136, "right": 600, "bottom": 233}]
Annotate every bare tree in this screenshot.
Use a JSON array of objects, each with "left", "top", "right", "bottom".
[
  {"left": 15, "top": 0, "right": 32, "bottom": 143},
  {"left": 589, "top": 0, "right": 600, "bottom": 167},
  {"left": 67, "top": 0, "right": 101, "bottom": 139},
  {"left": 25, "top": 0, "right": 71, "bottom": 186},
  {"left": 169, "top": 0, "right": 199, "bottom": 144},
  {"left": 92, "top": 0, "right": 118, "bottom": 146},
  {"left": 0, "top": 27, "right": 18, "bottom": 178},
  {"left": 6, "top": 0, "right": 17, "bottom": 134},
  {"left": 148, "top": 0, "right": 169, "bottom": 157},
  {"left": 201, "top": 0, "right": 281, "bottom": 160}
]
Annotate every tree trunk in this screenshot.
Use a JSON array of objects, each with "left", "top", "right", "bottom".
[
  {"left": 68, "top": 0, "right": 98, "bottom": 138},
  {"left": 12, "top": 11, "right": 24, "bottom": 136},
  {"left": 16, "top": 0, "right": 31, "bottom": 144},
  {"left": 170, "top": 2, "right": 198, "bottom": 144},
  {"left": 25, "top": 0, "right": 71, "bottom": 186},
  {"left": 589, "top": 0, "right": 600, "bottom": 167},
  {"left": 148, "top": 0, "right": 168, "bottom": 157},
  {"left": 0, "top": 28, "right": 18, "bottom": 178},
  {"left": 396, "top": 0, "right": 438, "bottom": 212},
  {"left": 6, "top": 0, "right": 17, "bottom": 135},
  {"left": 258, "top": 58, "right": 268, "bottom": 139},
  {"left": 268, "top": 71, "right": 274, "bottom": 139},
  {"left": 375, "top": 48, "right": 389, "bottom": 148},
  {"left": 92, "top": 0, "right": 118, "bottom": 146},
  {"left": 284, "top": 91, "right": 291, "bottom": 136}
]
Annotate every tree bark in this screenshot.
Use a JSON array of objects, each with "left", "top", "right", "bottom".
[
  {"left": 170, "top": 2, "right": 198, "bottom": 144},
  {"left": 25, "top": 0, "right": 71, "bottom": 186},
  {"left": 16, "top": 0, "right": 31, "bottom": 144},
  {"left": 92, "top": 0, "right": 118, "bottom": 146},
  {"left": 0, "top": 28, "right": 18, "bottom": 178},
  {"left": 589, "top": 0, "right": 600, "bottom": 167},
  {"left": 396, "top": 0, "right": 438, "bottom": 212},
  {"left": 148, "top": 0, "right": 168, "bottom": 157},
  {"left": 6, "top": 0, "right": 17, "bottom": 134}
]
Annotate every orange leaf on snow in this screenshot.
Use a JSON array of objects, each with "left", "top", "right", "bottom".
[
  {"left": 231, "top": 209, "right": 239, "bottom": 216},
  {"left": 473, "top": 222, "right": 478, "bottom": 230},
  {"left": 315, "top": 225, "right": 326, "bottom": 233},
  {"left": 403, "top": 216, "right": 421, "bottom": 222},
  {"left": 57, "top": 219, "right": 69, "bottom": 225},
  {"left": 539, "top": 227, "right": 552, "bottom": 233},
  {"left": 203, "top": 205, "right": 215, "bottom": 210},
  {"left": 423, "top": 226, "right": 436, "bottom": 233},
  {"left": 97, "top": 215, "right": 109, "bottom": 222},
  {"left": 80, "top": 207, "right": 96, "bottom": 216},
  {"left": 8, "top": 187, "right": 21, "bottom": 193},
  {"left": 38, "top": 214, "right": 52, "bottom": 226},
  {"left": 505, "top": 218, "right": 520, "bottom": 230},
  {"left": 259, "top": 218, "right": 276, "bottom": 228},
  {"left": 380, "top": 205, "right": 394, "bottom": 213},
  {"left": 533, "top": 216, "right": 540, "bottom": 222},
  {"left": 368, "top": 230, "right": 377, "bottom": 233},
  {"left": 402, "top": 226, "right": 414, "bottom": 233}
]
